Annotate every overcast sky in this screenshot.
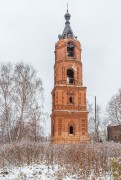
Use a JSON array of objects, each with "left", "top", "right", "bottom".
[{"left": 0, "top": 0, "right": 121, "bottom": 133}]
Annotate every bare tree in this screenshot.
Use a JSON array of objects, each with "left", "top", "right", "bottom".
[
  {"left": 106, "top": 88, "right": 121, "bottom": 125},
  {"left": 0, "top": 62, "right": 44, "bottom": 143},
  {"left": 0, "top": 63, "right": 14, "bottom": 143},
  {"left": 13, "top": 62, "right": 44, "bottom": 141}
]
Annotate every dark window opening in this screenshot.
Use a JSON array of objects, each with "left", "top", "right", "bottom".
[
  {"left": 67, "top": 69, "right": 74, "bottom": 84},
  {"left": 69, "top": 97, "right": 73, "bottom": 103},
  {"left": 67, "top": 42, "right": 74, "bottom": 57},
  {"left": 70, "top": 126, "right": 74, "bottom": 134}
]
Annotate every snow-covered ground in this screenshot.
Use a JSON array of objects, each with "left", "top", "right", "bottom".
[
  {"left": 0, "top": 142, "right": 120, "bottom": 179},
  {"left": 0, "top": 164, "right": 111, "bottom": 180}
]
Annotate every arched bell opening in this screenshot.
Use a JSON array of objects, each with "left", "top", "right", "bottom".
[
  {"left": 67, "top": 42, "right": 74, "bottom": 57},
  {"left": 67, "top": 69, "right": 74, "bottom": 84}
]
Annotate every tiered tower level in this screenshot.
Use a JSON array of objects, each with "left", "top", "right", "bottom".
[{"left": 51, "top": 10, "right": 88, "bottom": 143}]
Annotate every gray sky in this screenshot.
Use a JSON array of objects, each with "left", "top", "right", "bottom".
[{"left": 0, "top": 0, "right": 121, "bottom": 133}]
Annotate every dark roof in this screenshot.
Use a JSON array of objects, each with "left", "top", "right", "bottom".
[{"left": 58, "top": 10, "right": 76, "bottom": 40}]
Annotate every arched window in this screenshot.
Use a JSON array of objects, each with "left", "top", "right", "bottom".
[
  {"left": 70, "top": 126, "right": 74, "bottom": 134},
  {"left": 67, "top": 69, "right": 74, "bottom": 84},
  {"left": 67, "top": 42, "right": 74, "bottom": 57},
  {"left": 69, "top": 97, "right": 73, "bottom": 103}
]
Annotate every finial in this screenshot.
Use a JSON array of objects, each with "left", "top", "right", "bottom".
[
  {"left": 67, "top": 3, "right": 68, "bottom": 12},
  {"left": 65, "top": 3, "right": 71, "bottom": 22}
]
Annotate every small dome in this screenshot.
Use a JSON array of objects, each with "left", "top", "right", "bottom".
[{"left": 64, "top": 11, "right": 71, "bottom": 21}]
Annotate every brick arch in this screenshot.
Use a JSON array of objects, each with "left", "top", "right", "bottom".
[
  {"left": 66, "top": 66, "right": 75, "bottom": 71},
  {"left": 67, "top": 41, "right": 75, "bottom": 45},
  {"left": 66, "top": 66, "right": 77, "bottom": 78}
]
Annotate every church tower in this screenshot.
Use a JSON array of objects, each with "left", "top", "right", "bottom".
[{"left": 51, "top": 9, "right": 88, "bottom": 143}]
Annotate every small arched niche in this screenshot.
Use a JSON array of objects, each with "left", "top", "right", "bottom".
[
  {"left": 68, "top": 122, "right": 75, "bottom": 135},
  {"left": 67, "top": 69, "right": 74, "bottom": 84},
  {"left": 67, "top": 42, "right": 74, "bottom": 57}
]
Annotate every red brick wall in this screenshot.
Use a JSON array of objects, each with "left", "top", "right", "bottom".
[{"left": 51, "top": 38, "right": 88, "bottom": 144}]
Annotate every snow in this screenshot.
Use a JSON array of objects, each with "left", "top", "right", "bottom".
[
  {"left": 0, "top": 142, "right": 121, "bottom": 179},
  {"left": 0, "top": 164, "right": 111, "bottom": 180}
]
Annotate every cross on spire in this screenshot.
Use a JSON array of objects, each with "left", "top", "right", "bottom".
[{"left": 67, "top": 3, "right": 68, "bottom": 12}]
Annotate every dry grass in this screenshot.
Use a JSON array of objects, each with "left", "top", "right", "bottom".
[{"left": 0, "top": 141, "right": 121, "bottom": 178}]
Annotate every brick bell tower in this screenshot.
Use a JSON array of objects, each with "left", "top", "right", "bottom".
[{"left": 51, "top": 9, "right": 88, "bottom": 143}]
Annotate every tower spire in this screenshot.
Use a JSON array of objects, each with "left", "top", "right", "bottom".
[{"left": 58, "top": 6, "right": 76, "bottom": 40}]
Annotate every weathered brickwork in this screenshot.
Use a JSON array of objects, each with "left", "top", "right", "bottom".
[
  {"left": 51, "top": 11, "right": 88, "bottom": 144},
  {"left": 107, "top": 125, "right": 121, "bottom": 142}
]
